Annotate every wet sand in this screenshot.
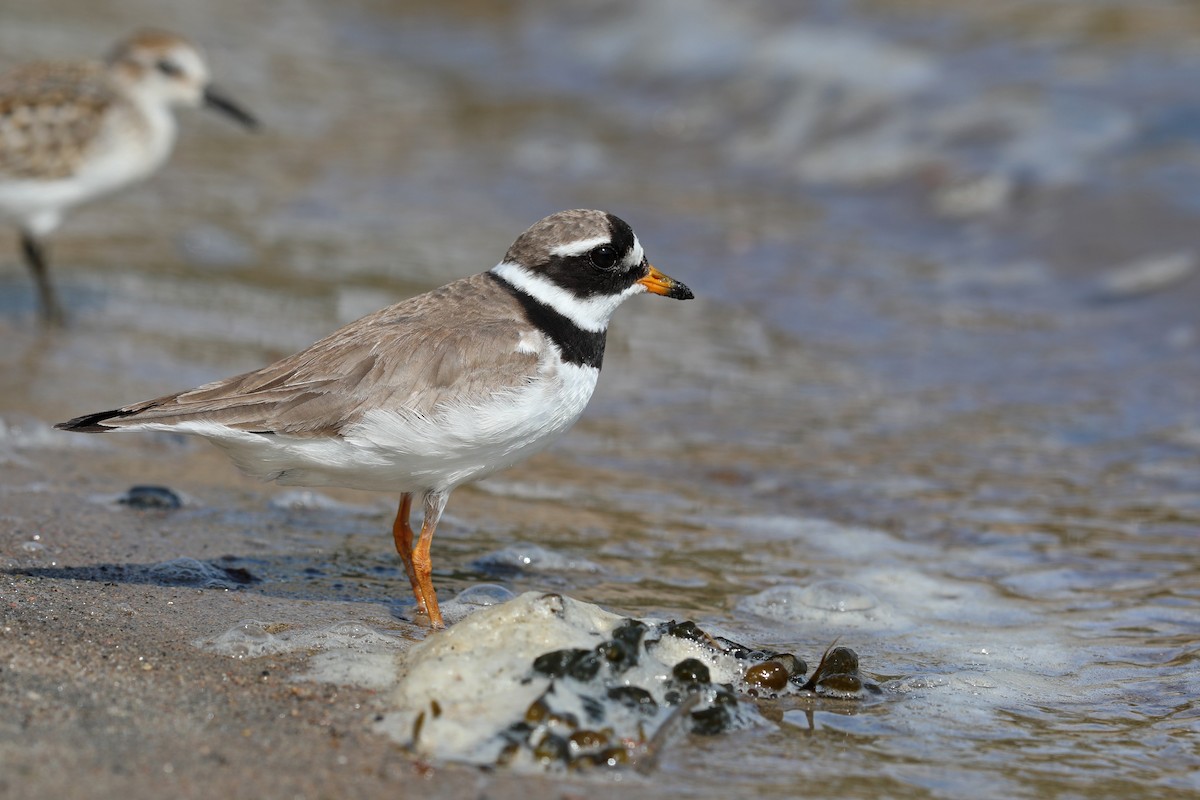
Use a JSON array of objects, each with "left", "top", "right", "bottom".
[{"left": 0, "top": 444, "right": 666, "bottom": 800}]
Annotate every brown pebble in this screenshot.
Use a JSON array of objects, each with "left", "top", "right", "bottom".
[
  {"left": 820, "top": 646, "right": 859, "bottom": 675},
  {"left": 598, "top": 745, "right": 630, "bottom": 766},
  {"left": 568, "top": 729, "right": 609, "bottom": 752},
  {"left": 533, "top": 733, "right": 570, "bottom": 764},
  {"left": 816, "top": 673, "right": 863, "bottom": 695},
  {"left": 525, "top": 698, "right": 549, "bottom": 723},
  {"left": 744, "top": 660, "right": 789, "bottom": 691},
  {"left": 772, "top": 653, "right": 805, "bottom": 677}
]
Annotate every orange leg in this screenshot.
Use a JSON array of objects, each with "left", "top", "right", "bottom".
[
  {"left": 390, "top": 493, "right": 425, "bottom": 615},
  {"left": 390, "top": 491, "right": 449, "bottom": 627},
  {"left": 412, "top": 491, "right": 451, "bottom": 628}
]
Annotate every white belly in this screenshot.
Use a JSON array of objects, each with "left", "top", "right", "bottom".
[
  {"left": 191, "top": 362, "right": 601, "bottom": 493},
  {"left": 0, "top": 107, "right": 175, "bottom": 233}
]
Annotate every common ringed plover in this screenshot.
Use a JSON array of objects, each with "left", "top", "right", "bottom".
[
  {"left": 57, "top": 209, "right": 694, "bottom": 627},
  {"left": 0, "top": 29, "right": 257, "bottom": 324}
]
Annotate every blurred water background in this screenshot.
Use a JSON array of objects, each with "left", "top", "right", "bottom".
[{"left": 1, "top": 1, "right": 1198, "bottom": 796}]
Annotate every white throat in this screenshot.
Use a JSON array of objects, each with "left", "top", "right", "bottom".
[{"left": 491, "top": 261, "right": 646, "bottom": 333}]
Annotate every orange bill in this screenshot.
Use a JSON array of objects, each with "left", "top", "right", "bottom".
[{"left": 637, "top": 264, "right": 694, "bottom": 300}]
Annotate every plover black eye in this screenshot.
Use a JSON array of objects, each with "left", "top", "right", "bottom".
[
  {"left": 156, "top": 58, "right": 183, "bottom": 77},
  {"left": 589, "top": 244, "right": 619, "bottom": 270}
]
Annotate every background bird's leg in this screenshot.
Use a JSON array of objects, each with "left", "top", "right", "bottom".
[
  {"left": 20, "top": 230, "right": 63, "bottom": 326},
  {"left": 390, "top": 493, "right": 425, "bottom": 614},
  {"left": 20, "top": 231, "right": 64, "bottom": 328},
  {"left": 414, "top": 490, "right": 450, "bottom": 628}
]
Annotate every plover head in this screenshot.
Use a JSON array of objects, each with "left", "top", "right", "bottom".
[{"left": 491, "top": 209, "right": 693, "bottom": 334}]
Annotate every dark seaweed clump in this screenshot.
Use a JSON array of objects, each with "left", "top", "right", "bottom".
[{"left": 500, "top": 615, "right": 875, "bottom": 770}]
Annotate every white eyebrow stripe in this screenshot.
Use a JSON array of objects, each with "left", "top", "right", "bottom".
[
  {"left": 550, "top": 236, "right": 611, "bottom": 258},
  {"left": 625, "top": 236, "right": 644, "bottom": 269}
]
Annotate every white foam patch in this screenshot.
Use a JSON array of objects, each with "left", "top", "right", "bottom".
[
  {"left": 302, "top": 650, "right": 400, "bottom": 690},
  {"left": 740, "top": 582, "right": 895, "bottom": 632},
  {"left": 442, "top": 583, "right": 517, "bottom": 609},
  {"left": 723, "top": 514, "right": 941, "bottom": 560},
  {"left": 801, "top": 579, "right": 880, "bottom": 612},
  {"left": 267, "top": 489, "right": 380, "bottom": 515},
  {"left": 474, "top": 479, "right": 578, "bottom": 501},
  {"left": 720, "top": 510, "right": 1103, "bottom": 743},
  {"left": 999, "top": 566, "right": 1162, "bottom": 600},
  {"left": 472, "top": 542, "right": 602, "bottom": 573},
  {"left": 740, "top": 564, "right": 1037, "bottom": 638},
  {"left": 147, "top": 558, "right": 241, "bottom": 589},
  {"left": 726, "top": 516, "right": 1045, "bottom": 655},
  {"left": 195, "top": 619, "right": 407, "bottom": 660},
  {"left": 859, "top": 566, "right": 1036, "bottom": 626}
]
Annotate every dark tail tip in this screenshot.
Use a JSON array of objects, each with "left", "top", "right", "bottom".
[{"left": 56, "top": 408, "right": 135, "bottom": 433}]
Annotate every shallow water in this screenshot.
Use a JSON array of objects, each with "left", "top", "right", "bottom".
[{"left": 2, "top": 1, "right": 1198, "bottom": 797}]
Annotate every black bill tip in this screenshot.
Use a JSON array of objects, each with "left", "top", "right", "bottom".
[
  {"left": 667, "top": 280, "right": 695, "bottom": 301},
  {"left": 637, "top": 265, "right": 695, "bottom": 300},
  {"left": 203, "top": 86, "right": 259, "bottom": 130}
]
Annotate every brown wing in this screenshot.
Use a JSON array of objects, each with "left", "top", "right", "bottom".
[
  {"left": 61, "top": 274, "right": 543, "bottom": 436},
  {"left": 0, "top": 61, "right": 115, "bottom": 180}
]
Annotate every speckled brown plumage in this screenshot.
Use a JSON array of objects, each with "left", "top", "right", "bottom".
[
  {"left": 0, "top": 29, "right": 256, "bottom": 325},
  {"left": 0, "top": 61, "right": 118, "bottom": 180}
]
